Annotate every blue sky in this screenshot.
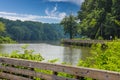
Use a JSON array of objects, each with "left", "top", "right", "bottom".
[{"left": 0, "top": 0, "right": 84, "bottom": 23}]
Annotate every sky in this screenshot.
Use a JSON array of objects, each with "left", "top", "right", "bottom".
[{"left": 0, "top": 0, "right": 84, "bottom": 23}]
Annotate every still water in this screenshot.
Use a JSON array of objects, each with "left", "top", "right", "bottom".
[{"left": 0, "top": 43, "right": 91, "bottom": 65}]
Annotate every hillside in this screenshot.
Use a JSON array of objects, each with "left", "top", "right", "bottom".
[{"left": 0, "top": 18, "right": 65, "bottom": 42}]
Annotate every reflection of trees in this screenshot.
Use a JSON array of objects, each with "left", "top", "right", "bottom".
[
  {"left": 80, "top": 47, "right": 91, "bottom": 60},
  {"left": 0, "top": 45, "right": 4, "bottom": 52},
  {"left": 63, "top": 46, "right": 81, "bottom": 65}
]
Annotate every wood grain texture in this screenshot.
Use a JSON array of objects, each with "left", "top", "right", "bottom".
[
  {"left": 0, "top": 66, "right": 52, "bottom": 80},
  {"left": 0, "top": 57, "right": 120, "bottom": 80},
  {"left": 0, "top": 72, "right": 32, "bottom": 80}
]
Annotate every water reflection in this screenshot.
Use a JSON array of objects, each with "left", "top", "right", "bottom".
[
  {"left": 63, "top": 47, "right": 81, "bottom": 65},
  {"left": 0, "top": 43, "right": 90, "bottom": 65},
  {"left": 0, "top": 45, "right": 4, "bottom": 52},
  {"left": 80, "top": 47, "right": 91, "bottom": 60}
]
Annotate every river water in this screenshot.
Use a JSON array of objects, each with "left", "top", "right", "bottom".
[{"left": 0, "top": 43, "right": 91, "bottom": 65}]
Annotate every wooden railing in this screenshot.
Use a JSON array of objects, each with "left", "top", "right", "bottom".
[
  {"left": 0, "top": 57, "right": 120, "bottom": 80},
  {"left": 62, "top": 40, "right": 112, "bottom": 46}
]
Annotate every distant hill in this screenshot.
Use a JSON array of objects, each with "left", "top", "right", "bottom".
[{"left": 0, "top": 17, "right": 65, "bottom": 42}]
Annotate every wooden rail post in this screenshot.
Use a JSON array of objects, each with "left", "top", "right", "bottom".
[
  {"left": 53, "top": 71, "right": 58, "bottom": 80},
  {"left": 29, "top": 68, "right": 34, "bottom": 79}
]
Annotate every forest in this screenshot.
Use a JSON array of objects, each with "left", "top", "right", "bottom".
[
  {"left": 61, "top": 0, "right": 120, "bottom": 40},
  {"left": 77, "top": 0, "right": 120, "bottom": 39},
  {"left": 0, "top": 18, "right": 64, "bottom": 42}
]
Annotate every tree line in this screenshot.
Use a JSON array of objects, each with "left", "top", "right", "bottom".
[
  {"left": 1, "top": 0, "right": 120, "bottom": 41},
  {"left": 0, "top": 18, "right": 64, "bottom": 42},
  {"left": 61, "top": 0, "right": 120, "bottom": 40}
]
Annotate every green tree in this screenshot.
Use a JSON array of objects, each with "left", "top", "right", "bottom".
[
  {"left": 77, "top": 0, "right": 120, "bottom": 39},
  {"left": 0, "top": 21, "right": 15, "bottom": 43},
  {"left": 0, "top": 17, "right": 65, "bottom": 41},
  {"left": 10, "top": 26, "right": 25, "bottom": 41},
  {"left": 0, "top": 22, "right": 5, "bottom": 33},
  {"left": 0, "top": 22, "right": 6, "bottom": 37},
  {"left": 61, "top": 14, "right": 78, "bottom": 39}
]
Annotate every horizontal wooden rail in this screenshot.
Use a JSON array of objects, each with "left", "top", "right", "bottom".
[
  {"left": 62, "top": 40, "right": 112, "bottom": 46},
  {"left": 0, "top": 57, "right": 120, "bottom": 80}
]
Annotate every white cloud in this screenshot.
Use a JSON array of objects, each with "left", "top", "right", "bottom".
[
  {"left": 58, "top": 12, "right": 66, "bottom": 19},
  {"left": 52, "top": 4, "right": 57, "bottom": 13},
  {"left": 0, "top": 11, "right": 63, "bottom": 23},
  {"left": 45, "top": 4, "right": 58, "bottom": 17},
  {"left": 45, "top": 4, "right": 66, "bottom": 19},
  {"left": 48, "top": 0, "right": 84, "bottom": 6},
  {"left": 45, "top": 8, "right": 50, "bottom": 16}
]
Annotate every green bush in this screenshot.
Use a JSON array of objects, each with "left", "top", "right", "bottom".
[
  {"left": 78, "top": 41, "right": 120, "bottom": 72},
  {"left": 0, "top": 45, "right": 44, "bottom": 61},
  {"left": 0, "top": 36, "right": 16, "bottom": 43}
]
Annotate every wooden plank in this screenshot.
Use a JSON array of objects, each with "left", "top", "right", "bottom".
[
  {"left": 52, "top": 75, "right": 78, "bottom": 80},
  {"left": 0, "top": 72, "right": 31, "bottom": 80},
  {"left": 0, "top": 57, "right": 120, "bottom": 80},
  {"left": 62, "top": 40, "right": 110, "bottom": 44},
  {"left": 0, "top": 66, "right": 52, "bottom": 80},
  {"left": 0, "top": 66, "right": 78, "bottom": 80}
]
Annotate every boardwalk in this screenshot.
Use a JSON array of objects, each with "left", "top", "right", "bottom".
[{"left": 62, "top": 40, "right": 111, "bottom": 46}]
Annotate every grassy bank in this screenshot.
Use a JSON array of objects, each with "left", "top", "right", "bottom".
[{"left": 78, "top": 40, "right": 120, "bottom": 72}]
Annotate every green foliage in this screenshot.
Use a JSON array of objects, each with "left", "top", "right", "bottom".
[
  {"left": 0, "top": 45, "right": 44, "bottom": 61},
  {"left": 61, "top": 14, "right": 78, "bottom": 39},
  {"left": 21, "top": 44, "right": 29, "bottom": 49},
  {"left": 78, "top": 41, "right": 120, "bottom": 72},
  {"left": 0, "top": 21, "right": 16, "bottom": 44},
  {"left": 0, "top": 18, "right": 65, "bottom": 41},
  {"left": 57, "top": 72, "right": 73, "bottom": 78},
  {"left": 0, "top": 22, "right": 5, "bottom": 32},
  {"left": 78, "top": 0, "right": 120, "bottom": 39},
  {"left": 48, "top": 58, "right": 59, "bottom": 63},
  {"left": 98, "top": 36, "right": 103, "bottom": 40},
  {"left": 0, "top": 36, "right": 16, "bottom": 43}
]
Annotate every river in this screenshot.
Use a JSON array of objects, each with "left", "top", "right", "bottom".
[{"left": 0, "top": 42, "right": 91, "bottom": 65}]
